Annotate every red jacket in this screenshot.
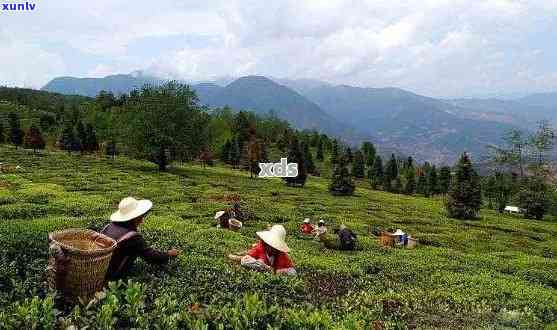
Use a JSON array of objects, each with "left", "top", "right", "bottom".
[
  {"left": 301, "top": 223, "right": 314, "bottom": 234},
  {"left": 248, "top": 241, "right": 294, "bottom": 270}
]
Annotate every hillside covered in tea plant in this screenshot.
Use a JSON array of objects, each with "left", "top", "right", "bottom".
[{"left": 1, "top": 146, "right": 556, "bottom": 329}]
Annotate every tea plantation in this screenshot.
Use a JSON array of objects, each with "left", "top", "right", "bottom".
[{"left": 1, "top": 146, "right": 556, "bottom": 329}]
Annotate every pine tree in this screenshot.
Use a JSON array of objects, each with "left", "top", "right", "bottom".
[
  {"left": 416, "top": 171, "right": 428, "bottom": 196},
  {"left": 220, "top": 140, "right": 231, "bottom": 164},
  {"left": 85, "top": 123, "right": 99, "bottom": 153},
  {"left": 439, "top": 166, "right": 452, "bottom": 194},
  {"left": 404, "top": 156, "right": 414, "bottom": 170},
  {"left": 284, "top": 136, "right": 307, "bottom": 187},
  {"left": 230, "top": 137, "right": 241, "bottom": 168},
  {"left": 362, "top": 142, "right": 376, "bottom": 167},
  {"left": 239, "top": 143, "right": 250, "bottom": 171},
  {"left": 302, "top": 142, "right": 315, "bottom": 175},
  {"left": 445, "top": 153, "right": 482, "bottom": 219},
  {"left": 331, "top": 139, "right": 339, "bottom": 165},
  {"left": 8, "top": 112, "right": 24, "bottom": 149},
  {"left": 352, "top": 151, "right": 365, "bottom": 179},
  {"left": 384, "top": 154, "right": 398, "bottom": 192},
  {"left": 517, "top": 176, "right": 549, "bottom": 220},
  {"left": 345, "top": 147, "right": 353, "bottom": 163},
  {"left": 316, "top": 139, "right": 324, "bottom": 161},
  {"left": 247, "top": 136, "right": 262, "bottom": 178},
  {"left": 76, "top": 121, "right": 87, "bottom": 153},
  {"left": 23, "top": 125, "right": 46, "bottom": 153},
  {"left": 428, "top": 166, "right": 439, "bottom": 195},
  {"left": 0, "top": 120, "right": 5, "bottom": 144},
  {"left": 329, "top": 158, "right": 355, "bottom": 196},
  {"left": 368, "top": 156, "right": 384, "bottom": 189},
  {"left": 70, "top": 128, "right": 82, "bottom": 152},
  {"left": 393, "top": 176, "right": 403, "bottom": 193},
  {"left": 59, "top": 123, "right": 75, "bottom": 154},
  {"left": 404, "top": 168, "right": 416, "bottom": 195},
  {"left": 260, "top": 143, "right": 269, "bottom": 163}
]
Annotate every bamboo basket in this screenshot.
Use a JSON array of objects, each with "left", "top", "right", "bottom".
[
  {"left": 48, "top": 229, "right": 116, "bottom": 303},
  {"left": 380, "top": 232, "right": 395, "bottom": 247}
]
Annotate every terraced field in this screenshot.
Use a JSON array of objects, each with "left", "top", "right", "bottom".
[{"left": 1, "top": 146, "right": 556, "bottom": 329}]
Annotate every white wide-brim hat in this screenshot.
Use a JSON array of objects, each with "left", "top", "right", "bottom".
[
  {"left": 318, "top": 219, "right": 325, "bottom": 224},
  {"left": 215, "top": 211, "right": 226, "bottom": 219},
  {"left": 303, "top": 218, "right": 310, "bottom": 223},
  {"left": 256, "top": 224, "right": 289, "bottom": 253},
  {"left": 110, "top": 197, "right": 153, "bottom": 222},
  {"left": 393, "top": 229, "right": 405, "bottom": 236}
]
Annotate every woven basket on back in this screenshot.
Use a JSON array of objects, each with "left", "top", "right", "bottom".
[
  {"left": 48, "top": 229, "right": 116, "bottom": 303},
  {"left": 380, "top": 232, "right": 395, "bottom": 247}
]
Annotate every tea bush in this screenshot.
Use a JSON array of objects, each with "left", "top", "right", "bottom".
[{"left": 1, "top": 147, "right": 556, "bottom": 329}]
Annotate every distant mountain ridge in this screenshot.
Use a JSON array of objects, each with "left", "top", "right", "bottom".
[{"left": 41, "top": 73, "right": 557, "bottom": 163}]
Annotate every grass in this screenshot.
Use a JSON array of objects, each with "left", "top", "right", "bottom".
[{"left": 0, "top": 146, "right": 556, "bottom": 329}]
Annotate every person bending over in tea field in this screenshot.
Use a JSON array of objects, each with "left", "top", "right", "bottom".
[
  {"left": 228, "top": 225, "right": 296, "bottom": 275},
  {"left": 312, "top": 219, "right": 327, "bottom": 239},
  {"left": 300, "top": 218, "right": 314, "bottom": 234},
  {"left": 101, "top": 197, "right": 180, "bottom": 280}
]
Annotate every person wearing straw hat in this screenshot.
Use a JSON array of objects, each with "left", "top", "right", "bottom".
[
  {"left": 300, "top": 218, "right": 314, "bottom": 234},
  {"left": 101, "top": 197, "right": 180, "bottom": 280},
  {"left": 228, "top": 225, "right": 296, "bottom": 275}
]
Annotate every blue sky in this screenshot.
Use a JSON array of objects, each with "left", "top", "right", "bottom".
[{"left": 1, "top": 0, "right": 557, "bottom": 98}]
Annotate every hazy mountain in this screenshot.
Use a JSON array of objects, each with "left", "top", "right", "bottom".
[
  {"left": 517, "top": 92, "right": 557, "bottom": 109},
  {"left": 41, "top": 73, "right": 159, "bottom": 97},
  {"left": 192, "top": 76, "right": 372, "bottom": 144},
  {"left": 304, "top": 85, "right": 515, "bottom": 164}
]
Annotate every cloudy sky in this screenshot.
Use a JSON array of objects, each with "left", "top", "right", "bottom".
[{"left": 1, "top": 0, "right": 557, "bottom": 97}]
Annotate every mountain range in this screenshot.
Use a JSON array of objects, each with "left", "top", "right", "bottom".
[{"left": 42, "top": 73, "right": 557, "bottom": 164}]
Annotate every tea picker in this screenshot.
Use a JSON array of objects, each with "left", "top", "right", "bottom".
[
  {"left": 300, "top": 218, "right": 314, "bottom": 234},
  {"left": 228, "top": 224, "right": 296, "bottom": 275}
]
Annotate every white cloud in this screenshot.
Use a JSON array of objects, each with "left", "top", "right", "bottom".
[{"left": 2, "top": 0, "right": 557, "bottom": 96}]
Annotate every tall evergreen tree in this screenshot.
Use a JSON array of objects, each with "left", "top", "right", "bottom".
[
  {"left": 384, "top": 154, "right": 398, "bottom": 191},
  {"left": 247, "top": 135, "right": 263, "bottom": 178},
  {"left": 0, "top": 120, "right": 5, "bottom": 144},
  {"left": 352, "top": 150, "right": 365, "bottom": 179},
  {"left": 404, "top": 167, "right": 416, "bottom": 195},
  {"left": 76, "top": 121, "right": 87, "bottom": 153},
  {"left": 23, "top": 125, "right": 46, "bottom": 153},
  {"left": 316, "top": 139, "right": 324, "bottom": 161},
  {"left": 331, "top": 139, "right": 339, "bottom": 165},
  {"left": 345, "top": 147, "right": 353, "bottom": 163},
  {"left": 302, "top": 142, "right": 316, "bottom": 175},
  {"left": 59, "top": 122, "right": 75, "bottom": 154},
  {"left": 517, "top": 176, "right": 550, "bottom": 220},
  {"left": 260, "top": 143, "right": 269, "bottom": 163},
  {"left": 428, "top": 166, "right": 439, "bottom": 195},
  {"left": 439, "top": 166, "right": 452, "bottom": 194},
  {"left": 230, "top": 137, "right": 241, "bottom": 168},
  {"left": 404, "top": 156, "right": 414, "bottom": 170},
  {"left": 416, "top": 172, "right": 428, "bottom": 196},
  {"left": 220, "top": 140, "right": 231, "bottom": 164},
  {"left": 393, "top": 176, "right": 403, "bottom": 194},
  {"left": 362, "top": 142, "right": 376, "bottom": 167},
  {"left": 329, "top": 157, "right": 355, "bottom": 196},
  {"left": 8, "top": 112, "right": 24, "bottom": 149},
  {"left": 445, "top": 153, "right": 482, "bottom": 219},
  {"left": 284, "top": 136, "right": 307, "bottom": 187},
  {"left": 368, "top": 156, "right": 384, "bottom": 190},
  {"left": 85, "top": 123, "right": 99, "bottom": 153}
]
